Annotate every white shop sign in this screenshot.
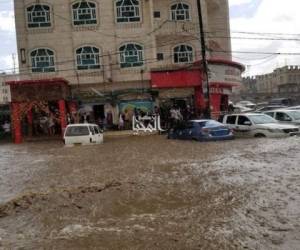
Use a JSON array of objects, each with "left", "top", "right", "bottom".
[
  {"left": 208, "top": 64, "right": 242, "bottom": 85},
  {"left": 0, "top": 82, "right": 11, "bottom": 104}
]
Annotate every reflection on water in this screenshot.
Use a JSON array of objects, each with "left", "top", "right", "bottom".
[{"left": 0, "top": 136, "right": 300, "bottom": 249}]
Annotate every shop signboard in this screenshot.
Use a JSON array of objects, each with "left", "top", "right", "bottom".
[
  {"left": 119, "top": 100, "right": 153, "bottom": 114},
  {"left": 208, "top": 64, "right": 243, "bottom": 86}
]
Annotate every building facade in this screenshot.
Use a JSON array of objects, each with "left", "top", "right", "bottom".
[
  {"left": 13, "top": 0, "right": 242, "bottom": 127},
  {"left": 237, "top": 66, "right": 300, "bottom": 103}
]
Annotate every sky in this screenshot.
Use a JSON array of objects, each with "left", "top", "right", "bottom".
[{"left": 1, "top": 0, "right": 300, "bottom": 76}]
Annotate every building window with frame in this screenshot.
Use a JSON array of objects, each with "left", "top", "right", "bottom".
[
  {"left": 72, "top": 1, "right": 97, "bottom": 26},
  {"left": 170, "top": 3, "right": 190, "bottom": 21},
  {"left": 30, "top": 48, "right": 55, "bottom": 73},
  {"left": 27, "top": 4, "right": 51, "bottom": 28},
  {"left": 116, "top": 0, "right": 141, "bottom": 23},
  {"left": 119, "top": 43, "right": 144, "bottom": 68},
  {"left": 76, "top": 46, "right": 100, "bottom": 70},
  {"left": 173, "top": 44, "right": 194, "bottom": 63}
]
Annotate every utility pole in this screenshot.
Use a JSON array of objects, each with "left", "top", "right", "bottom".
[{"left": 196, "top": 0, "right": 211, "bottom": 119}]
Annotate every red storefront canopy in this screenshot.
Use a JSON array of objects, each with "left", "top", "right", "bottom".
[
  {"left": 151, "top": 68, "right": 202, "bottom": 88},
  {"left": 6, "top": 77, "right": 68, "bottom": 86}
]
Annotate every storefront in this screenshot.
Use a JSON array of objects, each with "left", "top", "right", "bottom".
[
  {"left": 72, "top": 88, "right": 156, "bottom": 128},
  {"left": 6, "top": 78, "right": 72, "bottom": 144},
  {"left": 151, "top": 59, "right": 244, "bottom": 119}
]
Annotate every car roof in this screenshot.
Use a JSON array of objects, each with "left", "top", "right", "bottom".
[
  {"left": 265, "top": 109, "right": 300, "bottom": 112},
  {"left": 66, "top": 123, "right": 98, "bottom": 127},
  {"left": 270, "top": 98, "right": 290, "bottom": 101},
  {"left": 226, "top": 113, "right": 266, "bottom": 116},
  {"left": 190, "top": 119, "right": 210, "bottom": 122}
]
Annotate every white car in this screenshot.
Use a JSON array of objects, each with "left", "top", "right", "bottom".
[
  {"left": 63, "top": 123, "right": 103, "bottom": 146},
  {"left": 284, "top": 105, "right": 300, "bottom": 110},
  {"left": 223, "top": 113, "right": 300, "bottom": 138},
  {"left": 235, "top": 101, "right": 256, "bottom": 109},
  {"left": 233, "top": 105, "right": 253, "bottom": 113},
  {"left": 264, "top": 109, "right": 300, "bottom": 126}
]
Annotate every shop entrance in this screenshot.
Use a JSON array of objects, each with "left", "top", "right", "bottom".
[
  {"left": 93, "top": 105, "right": 105, "bottom": 121},
  {"left": 20, "top": 101, "right": 62, "bottom": 138},
  {"left": 6, "top": 78, "right": 70, "bottom": 144}
]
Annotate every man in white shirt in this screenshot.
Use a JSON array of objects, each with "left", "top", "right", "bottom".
[{"left": 2, "top": 121, "right": 10, "bottom": 133}]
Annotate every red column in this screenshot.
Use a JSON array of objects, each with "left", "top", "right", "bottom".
[
  {"left": 58, "top": 100, "right": 67, "bottom": 136},
  {"left": 210, "top": 94, "right": 221, "bottom": 120},
  {"left": 194, "top": 86, "right": 205, "bottom": 115},
  {"left": 27, "top": 109, "right": 33, "bottom": 137},
  {"left": 11, "top": 102, "right": 22, "bottom": 144}
]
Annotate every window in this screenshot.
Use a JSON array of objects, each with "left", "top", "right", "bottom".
[
  {"left": 27, "top": 4, "right": 51, "bottom": 28},
  {"left": 154, "top": 11, "right": 161, "bottom": 18},
  {"left": 226, "top": 115, "right": 237, "bottom": 124},
  {"left": 94, "top": 126, "right": 100, "bottom": 134},
  {"left": 265, "top": 112, "right": 274, "bottom": 118},
  {"left": 89, "top": 126, "right": 95, "bottom": 135},
  {"left": 119, "top": 43, "right": 144, "bottom": 68},
  {"left": 116, "top": 0, "right": 140, "bottom": 23},
  {"left": 30, "top": 48, "right": 55, "bottom": 73},
  {"left": 72, "top": 1, "right": 97, "bottom": 26},
  {"left": 276, "top": 112, "right": 292, "bottom": 122},
  {"left": 173, "top": 44, "right": 193, "bottom": 63},
  {"left": 238, "top": 116, "right": 252, "bottom": 126},
  {"left": 76, "top": 46, "right": 100, "bottom": 70},
  {"left": 157, "top": 53, "right": 164, "bottom": 61},
  {"left": 65, "top": 126, "right": 89, "bottom": 136},
  {"left": 171, "top": 3, "right": 190, "bottom": 21}
]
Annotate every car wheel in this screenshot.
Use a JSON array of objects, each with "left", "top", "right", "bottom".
[{"left": 254, "top": 133, "right": 266, "bottom": 138}]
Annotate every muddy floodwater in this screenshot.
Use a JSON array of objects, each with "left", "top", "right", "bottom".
[{"left": 0, "top": 135, "right": 299, "bottom": 249}]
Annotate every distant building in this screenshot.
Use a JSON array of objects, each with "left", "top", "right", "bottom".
[
  {"left": 239, "top": 66, "right": 300, "bottom": 99},
  {"left": 240, "top": 76, "right": 257, "bottom": 94}
]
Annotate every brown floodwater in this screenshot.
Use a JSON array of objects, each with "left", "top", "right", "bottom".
[{"left": 0, "top": 135, "right": 299, "bottom": 249}]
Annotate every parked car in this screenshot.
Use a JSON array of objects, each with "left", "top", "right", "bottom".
[
  {"left": 63, "top": 123, "right": 103, "bottom": 146},
  {"left": 167, "top": 120, "right": 234, "bottom": 141},
  {"left": 284, "top": 105, "right": 300, "bottom": 110},
  {"left": 255, "top": 105, "right": 287, "bottom": 112},
  {"left": 264, "top": 109, "right": 300, "bottom": 126},
  {"left": 235, "top": 101, "right": 256, "bottom": 109},
  {"left": 268, "top": 98, "right": 293, "bottom": 106},
  {"left": 222, "top": 113, "right": 300, "bottom": 138},
  {"left": 256, "top": 102, "right": 268, "bottom": 109},
  {"left": 233, "top": 105, "right": 253, "bottom": 113}
]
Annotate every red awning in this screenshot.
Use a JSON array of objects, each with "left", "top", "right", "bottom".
[
  {"left": 6, "top": 78, "right": 69, "bottom": 86},
  {"left": 151, "top": 69, "right": 202, "bottom": 88}
]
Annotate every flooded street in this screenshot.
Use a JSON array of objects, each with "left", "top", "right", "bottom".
[{"left": 0, "top": 135, "right": 299, "bottom": 249}]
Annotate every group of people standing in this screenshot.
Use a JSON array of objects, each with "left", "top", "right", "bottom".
[
  {"left": 117, "top": 104, "right": 198, "bottom": 131},
  {"left": 32, "top": 112, "right": 60, "bottom": 136}
]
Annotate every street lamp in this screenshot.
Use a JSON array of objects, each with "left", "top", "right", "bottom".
[{"left": 196, "top": 0, "right": 211, "bottom": 119}]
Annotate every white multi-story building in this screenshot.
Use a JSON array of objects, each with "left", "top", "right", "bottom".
[{"left": 12, "top": 0, "right": 241, "bottom": 122}]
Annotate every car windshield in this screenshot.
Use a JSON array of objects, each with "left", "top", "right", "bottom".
[
  {"left": 287, "top": 111, "right": 300, "bottom": 120},
  {"left": 249, "top": 114, "right": 277, "bottom": 124},
  {"left": 65, "top": 126, "right": 89, "bottom": 136}
]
